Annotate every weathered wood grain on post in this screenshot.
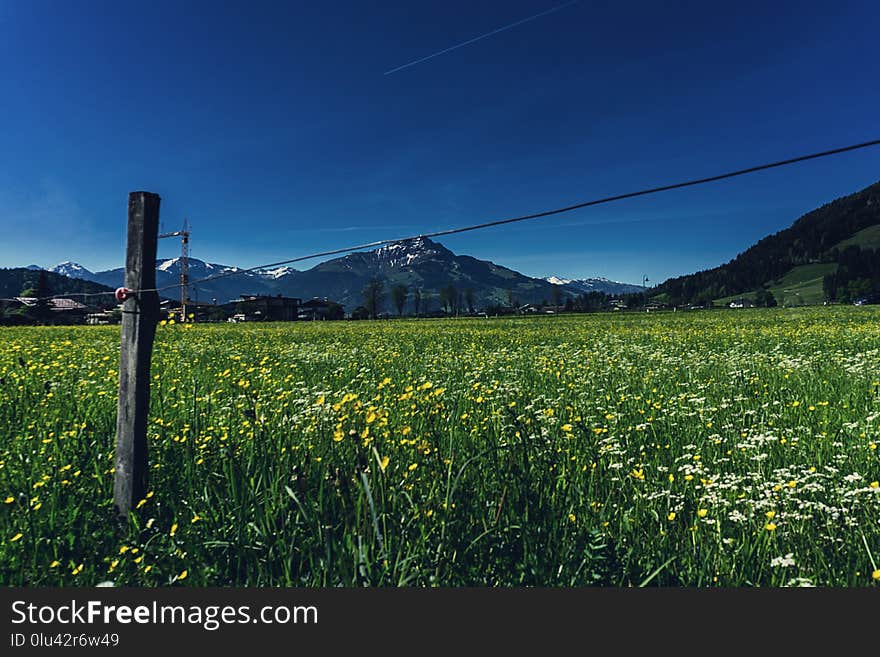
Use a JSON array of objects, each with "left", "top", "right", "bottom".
[{"left": 114, "top": 192, "right": 161, "bottom": 518}]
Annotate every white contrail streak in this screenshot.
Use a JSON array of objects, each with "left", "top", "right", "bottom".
[{"left": 384, "top": 1, "right": 580, "bottom": 75}]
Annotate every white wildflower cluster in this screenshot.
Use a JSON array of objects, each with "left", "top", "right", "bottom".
[{"left": 770, "top": 553, "right": 796, "bottom": 568}]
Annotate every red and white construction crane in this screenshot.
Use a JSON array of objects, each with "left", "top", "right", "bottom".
[{"left": 158, "top": 217, "right": 190, "bottom": 321}]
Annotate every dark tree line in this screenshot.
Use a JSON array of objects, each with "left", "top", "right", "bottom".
[
  {"left": 653, "top": 180, "right": 880, "bottom": 306},
  {"left": 359, "top": 278, "right": 478, "bottom": 318},
  {"left": 823, "top": 245, "right": 880, "bottom": 303}
]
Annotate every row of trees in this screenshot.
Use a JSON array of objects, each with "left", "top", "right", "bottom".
[
  {"left": 356, "top": 277, "right": 704, "bottom": 319},
  {"left": 823, "top": 245, "right": 880, "bottom": 303},
  {"left": 358, "top": 278, "right": 479, "bottom": 319},
  {"left": 1, "top": 270, "right": 56, "bottom": 325}
]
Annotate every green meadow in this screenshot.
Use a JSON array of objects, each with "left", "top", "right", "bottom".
[{"left": 2, "top": 307, "right": 879, "bottom": 586}]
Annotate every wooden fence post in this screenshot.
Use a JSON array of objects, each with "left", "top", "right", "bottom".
[{"left": 114, "top": 192, "right": 161, "bottom": 518}]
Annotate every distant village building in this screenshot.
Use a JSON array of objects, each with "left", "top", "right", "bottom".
[
  {"left": 14, "top": 296, "right": 87, "bottom": 313},
  {"left": 228, "top": 295, "right": 301, "bottom": 322},
  {"left": 729, "top": 298, "right": 754, "bottom": 309},
  {"left": 516, "top": 303, "right": 560, "bottom": 315},
  {"left": 86, "top": 311, "right": 116, "bottom": 325},
  {"left": 14, "top": 296, "right": 89, "bottom": 322},
  {"left": 298, "top": 298, "right": 344, "bottom": 321}
]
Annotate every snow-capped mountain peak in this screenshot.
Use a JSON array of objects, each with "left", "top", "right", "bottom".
[
  {"left": 51, "top": 261, "right": 95, "bottom": 279},
  {"left": 374, "top": 237, "right": 449, "bottom": 268},
  {"left": 157, "top": 258, "right": 179, "bottom": 272}
]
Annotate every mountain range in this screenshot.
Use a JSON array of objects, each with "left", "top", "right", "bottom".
[
  {"left": 543, "top": 276, "right": 647, "bottom": 296},
  {"left": 16, "top": 176, "right": 878, "bottom": 313},
  {"left": 26, "top": 238, "right": 644, "bottom": 312}
]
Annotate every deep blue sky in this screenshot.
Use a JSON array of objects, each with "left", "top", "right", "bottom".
[{"left": 1, "top": 0, "right": 878, "bottom": 285}]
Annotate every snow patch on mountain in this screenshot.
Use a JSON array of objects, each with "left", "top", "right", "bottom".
[
  {"left": 157, "top": 258, "right": 179, "bottom": 272},
  {"left": 257, "top": 266, "right": 296, "bottom": 279},
  {"left": 544, "top": 276, "right": 571, "bottom": 286}
]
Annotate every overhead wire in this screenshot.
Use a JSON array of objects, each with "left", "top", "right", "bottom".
[
  {"left": 147, "top": 138, "right": 880, "bottom": 295},
  {"left": 6, "top": 138, "right": 879, "bottom": 302}
]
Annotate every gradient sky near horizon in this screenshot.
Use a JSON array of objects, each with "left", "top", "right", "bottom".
[{"left": 1, "top": 0, "right": 879, "bottom": 286}]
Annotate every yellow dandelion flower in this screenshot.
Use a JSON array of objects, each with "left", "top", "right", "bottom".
[
  {"left": 568, "top": 513, "right": 577, "bottom": 523},
  {"left": 177, "top": 569, "right": 188, "bottom": 581},
  {"left": 668, "top": 474, "right": 675, "bottom": 483},
  {"left": 870, "top": 482, "right": 879, "bottom": 489},
  {"left": 631, "top": 469, "right": 645, "bottom": 481},
  {"left": 315, "top": 395, "right": 325, "bottom": 406},
  {"left": 408, "top": 463, "right": 418, "bottom": 472},
  {"left": 49, "top": 560, "right": 60, "bottom": 568},
  {"left": 696, "top": 509, "right": 708, "bottom": 518},
  {"left": 170, "top": 523, "right": 178, "bottom": 537},
  {"left": 3, "top": 496, "right": 13, "bottom": 504},
  {"left": 561, "top": 424, "right": 573, "bottom": 432},
  {"left": 667, "top": 512, "right": 676, "bottom": 521},
  {"left": 765, "top": 510, "right": 776, "bottom": 520},
  {"left": 873, "top": 570, "right": 880, "bottom": 581},
  {"left": 191, "top": 514, "right": 201, "bottom": 524},
  {"left": 379, "top": 456, "right": 390, "bottom": 472},
  {"left": 10, "top": 532, "right": 24, "bottom": 542},
  {"left": 72, "top": 563, "right": 83, "bottom": 575},
  {"left": 765, "top": 523, "right": 777, "bottom": 532}
]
